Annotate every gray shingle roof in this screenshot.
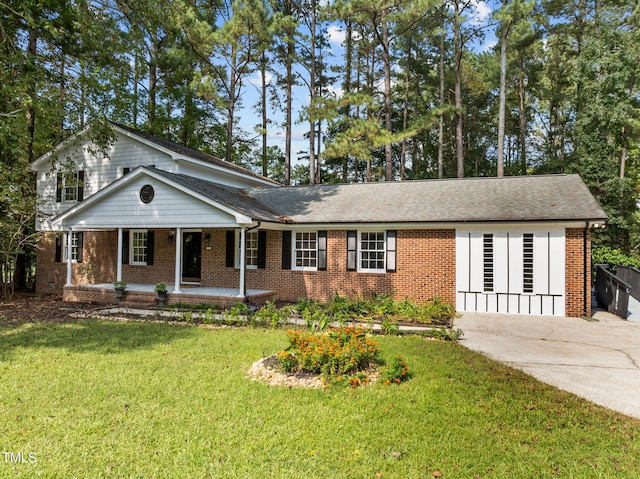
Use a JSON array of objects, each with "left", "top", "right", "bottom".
[
  {"left": 150, "top": 169, "right": 607, "bottom": 225},
  {"left": 150, "top": 168, "right": 282, "bottom": 222},
  {"left": 111, "top": 121, "right": 279, "bottom": 185},
  {"left": 245, "top": 174, "right": 607, "bottom": 224}
]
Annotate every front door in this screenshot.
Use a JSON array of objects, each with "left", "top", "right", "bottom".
[{"left": 182, "top": 232, "right": 202, "bottom": 283}]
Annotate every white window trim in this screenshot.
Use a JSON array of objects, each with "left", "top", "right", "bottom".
[
  {"left": 357, "top": 230, "right": 386, "bottom": 274},
  {"left": 235, "top": 230, "right": 259, "bottom": 270},
  {"left": 130, "top": 229, "right": 148, "bottom": 266},
  {"left": 62, "top": 232, "right": 80, "bottom": 263},
  {"left": 62, "top": 172, "right": 80, "bottom": 202},
  {"left": 292, "top": 231, "right": 318, "bottom": 272}
]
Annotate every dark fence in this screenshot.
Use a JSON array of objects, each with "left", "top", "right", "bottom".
[
  {"left": 614, "top": 265, "right": 640, "bottom": 302},
  {"left": 594, "top": 264, "right": 631, "bottom": 319}
]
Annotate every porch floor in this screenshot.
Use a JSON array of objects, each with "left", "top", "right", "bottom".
[{"left": 89, "top": 283, "right": 272, "bottom": 297}]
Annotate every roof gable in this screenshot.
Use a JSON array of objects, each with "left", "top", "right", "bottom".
[{"left": 32, "top": 121, "right": 279, "bottom": 187}]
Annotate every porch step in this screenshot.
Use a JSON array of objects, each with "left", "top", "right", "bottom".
[{"left": 118, "top": 300, "right": 157, "bottom": 309}]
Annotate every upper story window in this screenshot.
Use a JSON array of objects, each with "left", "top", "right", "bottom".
[{"left": 56, "top": 170, "right": 84, "bottom": 203}]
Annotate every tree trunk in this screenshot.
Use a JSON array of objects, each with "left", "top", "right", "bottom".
[
  {"left": 284, "top": 17, "right": 294, "bottom": 185},
  {"left": 453, "top": 0, "right": 464, "bottom": 178},
  {"left": 148, "top": 34, "right": 158, "bottom": 131},
  {"left": 226, "top": 45, "right": 238, "bottom": 163},
  {"left": 381, "top": 9, "right": 393, "bottom": 181},
  {"left": 518, "top": 56, "right": 527, "bottom": 175},
  {"left": 497, "top": 4, "right": 508, "bottom": 178},
  {"left": 26, "top": 28, "right": 38, "bottom": 164},
  {"left": 308, "top": 2, "right": 317, "bottom": 184},
  {"left": 438, "top": 26, "right": 445, "bottom": 179},
  {"left": 400, "top": 54, "right": 410, "bottom": 181},
  {"left": 261, "top": 51, "right": 268, "bottom": 177}
]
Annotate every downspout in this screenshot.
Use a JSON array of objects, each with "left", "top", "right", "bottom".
[{"left": 583, "top": 222, "right": 588, "bottom": 317}]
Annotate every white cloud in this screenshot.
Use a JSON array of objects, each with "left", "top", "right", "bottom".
[
  {"left": 470, "top": 0, "right": 492, "bottom": 25},
  {"left": 482, "top": 40, "right": 497, "bottom": 52},
  {"left": 327, "top": 25, "right": 346, "bottom": 46},
  {"left": 328, "top": 84, "right": 344, "bottom": 99},
  {"left": 248, "top": 71, "right": 273, "bottom": 88}
]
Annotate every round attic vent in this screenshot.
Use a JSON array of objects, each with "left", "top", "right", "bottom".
[{"left": 140, "top": 184, "right": 155, "bottom": 204}]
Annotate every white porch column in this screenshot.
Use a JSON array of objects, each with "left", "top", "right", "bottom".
[
  {"left": 65, "top": 229, "right": 73, "bottom": 286},
  {"left": 238, "top": 226, "right": 246, "bottom": 298},
  {"left": 174, "top": 228, "right": 182, "bottom": 294},
  {"left": 116, "top": 228, "right": 123, "bottom": 282}
]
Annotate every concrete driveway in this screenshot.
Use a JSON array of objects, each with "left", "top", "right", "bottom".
[{"left": 453, "top": 311, "right": 640, "bottom": 420}]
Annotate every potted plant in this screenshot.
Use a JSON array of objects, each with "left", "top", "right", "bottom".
[
  {"left": 113, "top": 280, "right": 127, "bottom": 303},
  {"left": 154, "top": 283, "right": 168, "bottom": 307}
]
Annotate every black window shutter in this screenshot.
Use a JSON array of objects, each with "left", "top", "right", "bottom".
[
  {"left": 146, "top": 231, "right": 155, "bottom": 265},
  {"left": 122, "top": 231, "right": 129, "bottom": 265},
  {"left": 123, "top": 167, "right": 130, "bottom": 176},
  {"left": 55, "top": 235, "right": 62, "bottom": 262},
  {"left": 386, "top": 230, "right": 397, "bottom": 272},
  {"left": 281, "top": 231, "right": 292, "bottom": 270},
  {"left": 257, "top": 230, "right": 267, "bottom": 269},
  {"left": 225, "top": 230, "right": 235, "bottom": 267},
  {"left": 347, "top": 230, "right": 357, "bottom": 271},
  {"left": 77, "top": 170, "right": 85, "bottom": 201},
  {"left": 76, "top": 232, "right": 84, "bottom": 263},
  {"left": 56, "top": 173, "right": 63, "bottom": 202},
  {"left": 317, "top": 230, "right": 327, "bottom": 271}
]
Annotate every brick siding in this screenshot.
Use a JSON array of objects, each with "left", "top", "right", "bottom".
[
  {"left": 37, "top": 226, "right": 589, "bottom": 315},
  {"left": 565, "top": 227, "right": 590, "bottom": 318}
]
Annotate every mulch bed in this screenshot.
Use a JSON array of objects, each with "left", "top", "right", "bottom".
[
  {"left": 0, "top": 294, "right": 454, "bottom": 329},
  {"left": 0, "top": 294, "right": 114, "bottom": 326}
]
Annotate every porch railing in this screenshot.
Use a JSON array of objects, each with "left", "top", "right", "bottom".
[
  {"left": 594, "top": 264, "right": 631, "bottom": 319},
  {"left": 614, "top": 265, "right": 640, "bottom": 302}
]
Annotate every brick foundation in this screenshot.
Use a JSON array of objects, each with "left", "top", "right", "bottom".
[{"left": 62, "top": 285, "right": 276, "bottom": 308}]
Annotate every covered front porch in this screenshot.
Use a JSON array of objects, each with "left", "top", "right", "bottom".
[
  {"left": 63, "top": 283, "right": 277, "bottom": 308},
  {"left": 50, "top": 166, "right": 276, "bottom": 305}
]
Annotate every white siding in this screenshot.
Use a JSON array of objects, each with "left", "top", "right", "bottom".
[
  {"left": 35, "top": 130, "right": 276, "bottom": 230},
  {"left": 62, "top": 176, "right": 237, "bottom": 229},
  {"left": 456, "top": 227, "right": 565, "bottom": 316}
]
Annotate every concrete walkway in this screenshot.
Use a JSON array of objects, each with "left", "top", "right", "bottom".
[{"left": 453, "top": 311, "right": 640, "bottom": 420}]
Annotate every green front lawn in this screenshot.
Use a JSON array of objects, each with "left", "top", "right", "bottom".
[{"left": 1, "top": 319, "right": 639, "bottom": 478}]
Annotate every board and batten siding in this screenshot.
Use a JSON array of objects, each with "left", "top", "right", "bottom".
[
  {"left": 61, "top": 175, "right": 237, "bottom": 229},
  {"left": 456, "top": 228, "right": 565, "bottom": 316}
]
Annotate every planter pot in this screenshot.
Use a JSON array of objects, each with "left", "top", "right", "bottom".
[
  {"left": 115, "top": 287, "right": 126, "bottom": 304},
  {"left": 157, "top": 291, "right": 167, "bottom": 307}
]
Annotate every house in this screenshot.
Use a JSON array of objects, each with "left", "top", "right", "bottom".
[{"left": 32, "top": 123, "right": 607, "bottom": 317}]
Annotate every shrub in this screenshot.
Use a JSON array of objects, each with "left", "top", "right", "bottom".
[
  {"left": 253, "top": 301, "right": 287, "bottom": 328},
  {"left": 382, "top": 356, "right": 410, "bottom": 385},
  {"left": 380, "top": 317, "right": 400, "bottom": 335},
  {"left": 226, "top": 302, "right": 249, "bottom": 322},
  {"left": 291, "top": 293, "right": 456, "bottom": 324},
  {"left": 276, "top": 326, "right": 380, "bottom": 379},
  {"left": 592, "top": 245, "right": 640, "bottom": 270}
]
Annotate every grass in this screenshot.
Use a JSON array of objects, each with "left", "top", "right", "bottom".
[{"left": 1, "top": 319, "right": 640, "bottom": 478}]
